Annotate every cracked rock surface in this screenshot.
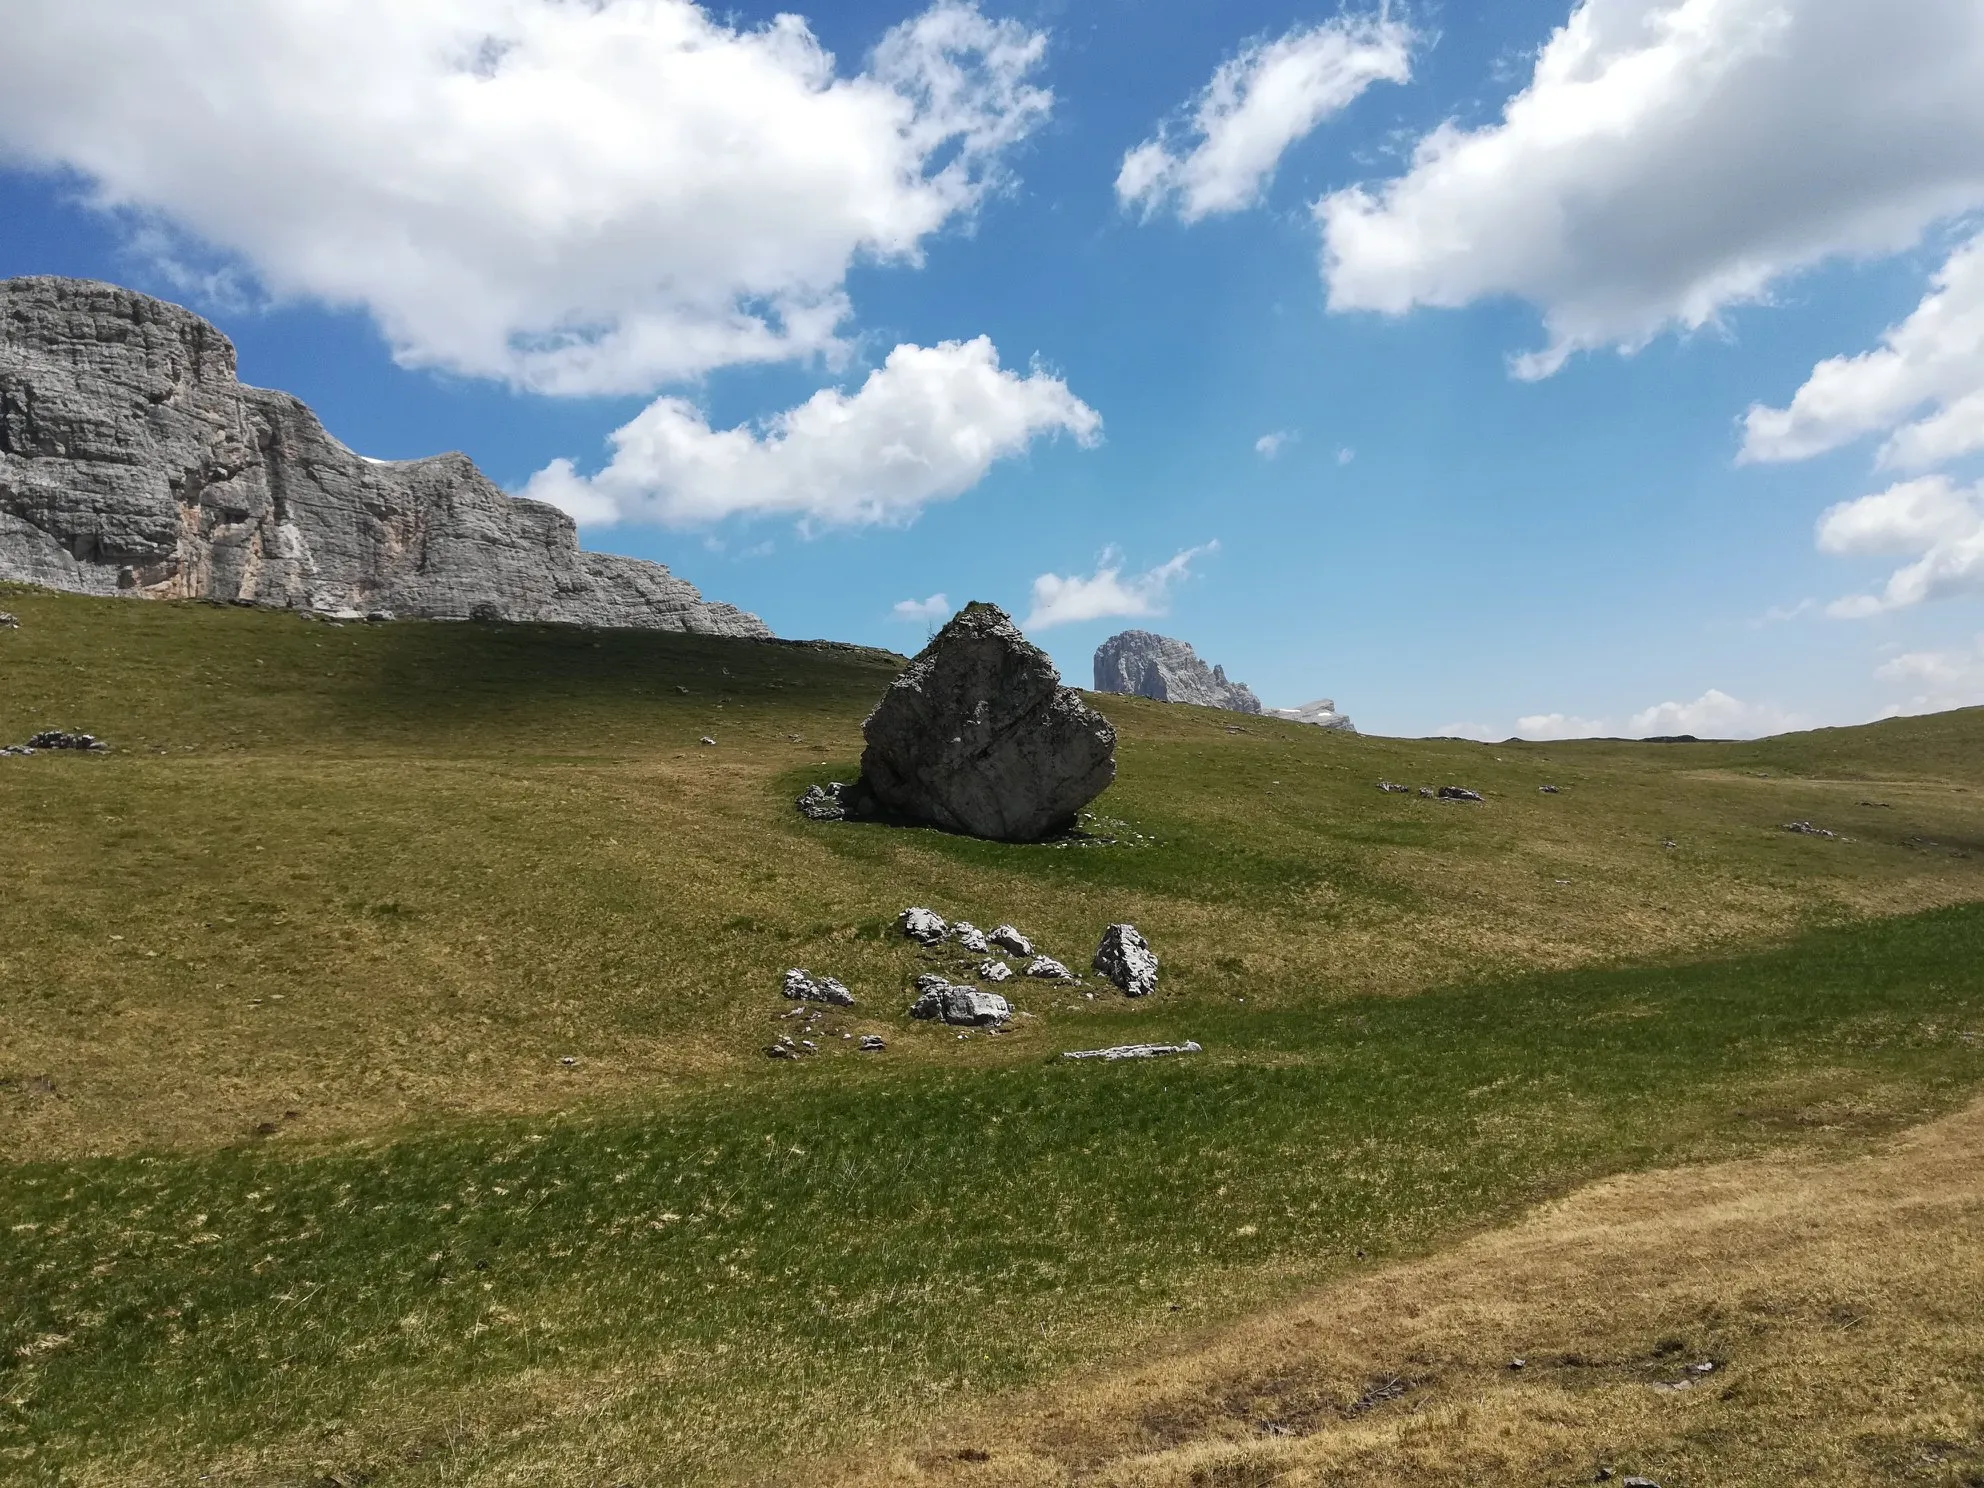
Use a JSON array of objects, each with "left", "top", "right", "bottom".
[
  {"left": 0, "top": 277, "right": 768, "bottom": 635},
  {"left": 860, "top": 602, "right": 1116, "bottom": 842}
]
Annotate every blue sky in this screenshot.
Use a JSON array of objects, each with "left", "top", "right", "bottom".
[{"left": 4, "top": 0, "right": 1984, "bottom": 737}]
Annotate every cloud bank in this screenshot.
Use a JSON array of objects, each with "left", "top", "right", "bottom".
[
  {"left": 1118, "top": 16, "right": 1411, "bottom": 223},
  {"left": 1468, "top": 689, "right": 1807, "bottom": 741},
  {"left": 1876, "top": 637, "right": 1984, "bottom": 716},
  {"left": 1320, "top": 0, "right": 1984, "bottom": 378},
  {"left": 1816, "top": 475, "right": 1984, "bottom": 616},
  {"left": 1023, "top": 543, "right": 1216, "bottom": 630},
  {"left": 523, "top": 337, "right": 1100, "bottom": 529},
  {"left": 1743, "top": 229, "right": 1984, "bottom": 470},
  {"left": 893, "top": 593, "right": 952, "bottom": 623},
  {"left": 0, "top": 0, "right": 1051, "bottom": 394}
]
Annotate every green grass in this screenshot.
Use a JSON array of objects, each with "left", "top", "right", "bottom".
[
  {"left": 5, "top": 906, "right": 1982, "bottom": 1484},
  {"left": 4, "top": 583, "right": 1984, "bottom": 1483}
]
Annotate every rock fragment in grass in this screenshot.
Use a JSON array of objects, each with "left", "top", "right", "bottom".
[
  {"left": 1093, "top": 923, "right": 1158, "bottom": 997},
  {"left": 1377, "top": 780, "right": 1410, "bottom": 794},
  {"left": 950, "top": 920, "right": 989, "bottom": 952},
  {"left": 698, "top": 735, "right": 716, "bottom": 746},
  {"left": 909, "top": 981, "right": 1010, "bottom": 1026},
  {"left": 988, "top": 924, "right": 1032, "bottom": 956},
  {"left": 25, "top": 731, "right": 106, "bottom": 751},
  {"left": 1438, "top": 785, "right": 1483, "bottom": 802},
  {"left": 1540, "top": 784, "right": 1561, "bottom": 794},
  {"left": 1785, "top": 820, "right": 1837, "bottom": 838},
  {"left": 977, "top": 959, "right": 1013, "bottom": 983},
  {"left": 796, "top": 781, "right": 855, "bottom": 822},
  {"left": 782, "top": 969, "right": 855, "bottom": 1006},
  {"left": 858, "top": 1035, "right": 887, "bottom": 1051},
  {"left": 898, "top": 907, "right": 948, "bottom": 945},
  {"left": 1025, "top": 955, "right": 1075, "bottom": 981},
  {"left": 0, "top": 611, "right": 17, "bottom": 628},
  {"left": 1061, "top": 1040, "right": 1200, "bottom": 1061}
]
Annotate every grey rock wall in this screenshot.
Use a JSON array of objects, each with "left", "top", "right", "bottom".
[
  {"left": 0, "top": 276, "right": 768, "bottom": 636},
  {"left": 1092, "top": 629, "right": 1262, "bottom": 713}
]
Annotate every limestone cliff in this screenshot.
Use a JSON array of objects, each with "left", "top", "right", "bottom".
[
  {"left": 0, "top": 277, "right": 768, "bottom": 635},
  {"left": 1092, "top": 629, "right": 1262, "bottom": 714}
]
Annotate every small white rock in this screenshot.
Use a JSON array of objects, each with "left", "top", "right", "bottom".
[
  {"left": 898, "top": 907, "right": 948, "bottom": 945},
  {"left": 988, "top": 924, "right": 1032, "bottom": 957}
]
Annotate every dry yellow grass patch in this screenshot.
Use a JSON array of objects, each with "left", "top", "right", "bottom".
[{"left": 826, "top": 1097, "right": 1984, "bottom": 1488}]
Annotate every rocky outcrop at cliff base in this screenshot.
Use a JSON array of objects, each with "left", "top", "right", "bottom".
[{"left": 0, "top": 276, "right": 767, "bottom": 635}]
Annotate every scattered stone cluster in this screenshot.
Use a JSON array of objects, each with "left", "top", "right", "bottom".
[
  {"left": 895, "top": 906, "right": 1159, "bottom": 1027},
  {"left": 1, "top": 730, "right": 108, "bottom": 757},
  {"left": 0, "top": 610, "right": 18, "bottom": 628},
  {"left": 761, "top": 905, "right": 1164, "bottom": 1058},
  {"left": 1784, "top": 820, "right": 1843, "bottom": 839},
  {"left": 1379, "top": 780, "right": 1483, "bottom": 801},
  {"left": 766, "top": 979, "right": 877, "bottom": 1061},
  {"left": 781, "top": 968, "right": 854, "bottom": 1006}
]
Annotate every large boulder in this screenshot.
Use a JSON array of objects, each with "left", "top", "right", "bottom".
[
  {"left": 859, "top": 602, "right": 1116, "bottom": 842},
  {"left": 1093, "top": 630, "right": 1262, "bottom": 713},
  {"left": 0, "top": 277, "right": 768, "bottom": 635}
]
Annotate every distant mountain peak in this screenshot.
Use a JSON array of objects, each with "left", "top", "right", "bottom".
[{"left": 1092, "top": 629, "right": 1261, "bottom": 714}]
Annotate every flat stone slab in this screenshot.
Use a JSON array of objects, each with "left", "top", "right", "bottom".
[{"left": 1061, "top": 1041, "right": 1202, "bottom": 1062}]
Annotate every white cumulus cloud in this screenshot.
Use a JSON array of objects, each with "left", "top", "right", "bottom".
[
  {"left": 1742, "top": 229, "right": 1984, "bottom": 469},
  {"left": 524, "top": 337, "right": 1099, "bottom": 529},
  {"left": 1118, "top": 16, "right": 1412, "bottom": 223},
  {"left": 0, "top": 0, "right": 1051, "bottom": 395},
  {"left": 1816, "top": 474, "right": 1984, "bottom": 616},
  {"left": 1491, "top": 690, "right": 1806, "bottom": 739},
  {"left": 893, "top": 593, "right": 952, "bottom": 623},
  {"left": 1254, "top": 430, "right": 1295, "bottom": 459},
  {"left": 1513, "top": 712, "right": 1609, "bottom": 741},
  {"left": 1875, "top": 636, "right": 1984, "bottom": 715},
  {"left": 1627, "top": 689, "right": 1806, "bottom": 738},
  {"left": 1319, "top": 0, "right": 1984, "bottom": 378},
  {"left": 1022, "top": 543, "right": 1216, "bottom": 630}
]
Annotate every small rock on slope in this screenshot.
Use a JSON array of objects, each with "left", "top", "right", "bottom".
[{"left": 1093, "top": 923, "right": 1159, "bottom": 997}]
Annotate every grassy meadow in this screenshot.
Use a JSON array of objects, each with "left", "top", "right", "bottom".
[{"left": 2, "top": 581, "right": 1982, "bottom": 1485}]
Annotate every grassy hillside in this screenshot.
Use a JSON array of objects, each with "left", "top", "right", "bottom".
[{"left": 2, "top": 583, "right": 1982, "bottom": 1485}]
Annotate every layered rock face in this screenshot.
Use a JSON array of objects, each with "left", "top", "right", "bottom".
[
  {"left": 860, "top": 602, "right": 1116, "bottom": 842},
  {"left": 1093, "top": 629, "right": 1262, "bottom": 713},
  {"left": 0, "top": 277, "right": 768, "bottom": 635}
]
